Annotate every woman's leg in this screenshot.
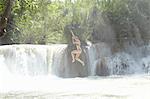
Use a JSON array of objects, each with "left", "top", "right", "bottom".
[
  {"left": 74, "top": 51, "right": 85, "bottom": 66},
  {"left": 76, "top": 58, "right": 85, "bottom": 66},
  {"left": 71, "top": 50, "right": 84, "bottom": 66},
  {"left": 71, "top": 50, "right": 78, "bottom": 62}
]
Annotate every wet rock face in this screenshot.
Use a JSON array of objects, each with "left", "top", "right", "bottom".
[
  {"left": 94, "top": 43, "right": 112, "bottom": 58},
  {"left": 1, "top": 44, "right": 150, "bottom": 78},
  {"left": 86, "top": 43, "right": 112, "bottom": 76},
  {"left": 52, "top": 42, "right": 149, "bottom": 77},
  {"left": 56, "top": 45, "right": 88, "bottom": 78},
  {"left": 96, "top": 58, "right": 110, "bottom": 76}
]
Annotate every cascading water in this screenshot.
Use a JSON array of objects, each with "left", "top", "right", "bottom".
[
  {"left": 0, "top": 44, "right": 69, "bottom": 76},
  {"left": 0, "top": 44, "right": 150, "bottom": 99},
  {"left": 86, "top": 43, "right": 150, "bottom": 76},
  {"left": 0, "top": 44, "right": 150, "bottom": 77},
  {"left": 1, "top": 0, "right": 150, "bottom": 98},
  {"left": 86, "top": 42, "right": 112, "bottom": 76},
  {"left": 0, "top": 45, "right": 48, "bottom": 76},
  {"left": 49, "top": 44, "right": 67, "bottom": 76}
]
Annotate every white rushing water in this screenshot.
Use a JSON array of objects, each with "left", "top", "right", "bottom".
[
  {"left": 1, "top": 74, "right": 150, "bottom": 99},
  {"left": 0, "top": 44, "right": 150, "bottom": 99},
  {"left": 0, "top": 44, "right": 67, "bottom": 76}
]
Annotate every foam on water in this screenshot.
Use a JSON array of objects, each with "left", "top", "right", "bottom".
[
  {"left": 0, "top": 44, "right": 150, "bottom": 77},
  {"left": 0, "top": 44, "right": 150, "bottom": 98},
  {"left": 1, "top": 74, "right": 150, "bottom": 99}
]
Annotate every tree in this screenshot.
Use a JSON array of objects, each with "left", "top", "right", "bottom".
[{"left": 0, "top": 0, "right": 15, "bottom": 38}]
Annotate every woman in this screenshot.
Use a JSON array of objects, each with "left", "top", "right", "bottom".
[{"left": 71, "top": 31, "right": 85, "bottom": 66}]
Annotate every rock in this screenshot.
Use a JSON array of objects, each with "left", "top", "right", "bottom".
[
  {"left": 96, "top": 58, "right": 110, "bottom": 76},
  {"left": 56, "top": 45, "right": 88, "bottom": 78}
]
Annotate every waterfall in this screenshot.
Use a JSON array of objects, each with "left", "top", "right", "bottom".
[
  {"left": 87, "top": 43, "right": 150, "bottom": 76},
  {"left": 0, "top": 43, "right": 150, "bottom": 78},
  {"left": 86, "top": 42, "right": 112, "bottom": 76},
  {"left": 0, "top": 44, "right": 67, "bottom": 76},
  {"left": 48, "top": 44, "right": 67, "bottom": 76},
  {"left": 86, "top": 45, "right": 97, "bottom": 76},
  {"left": 0, "top": 44, "right": 87, "bottom": 78}
]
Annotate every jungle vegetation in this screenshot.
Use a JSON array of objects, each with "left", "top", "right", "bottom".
[{"left": 0, "top": 0, "right": 150, "bottom": 46}]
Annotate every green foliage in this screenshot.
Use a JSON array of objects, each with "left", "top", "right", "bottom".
[
  {"left": 0, "top": 0, "right": 5, "bottom": 15},
  {"left": 1, "top": 0, "right": 150, "bottom": 45},
  {"left": 100, "top": 0, "right": 150, "bottom": 45},
  {"left": 12, "top": 0, "right": 67, "bottom": 44},
  {"left": 100, "top": 0, "right": 130, "bottom": 44},
  {"left": 12, "top": 0, "right": 96, "bottom": 44}
]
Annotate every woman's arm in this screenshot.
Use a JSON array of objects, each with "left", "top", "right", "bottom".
[
  {"left": 74, "top": 38, "right": 81, "bottom": 45},
  {"left": 72, "top": 37, "right": 75, "bottom": 44}
]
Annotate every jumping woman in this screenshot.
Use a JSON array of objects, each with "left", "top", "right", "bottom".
[{"left": 71, "top": 30, "right": 85, "bottom": 66}]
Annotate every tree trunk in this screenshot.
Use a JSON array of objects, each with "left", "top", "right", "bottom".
[{"left": 0, "top": 0, "right": 15, "bottom": 38}]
